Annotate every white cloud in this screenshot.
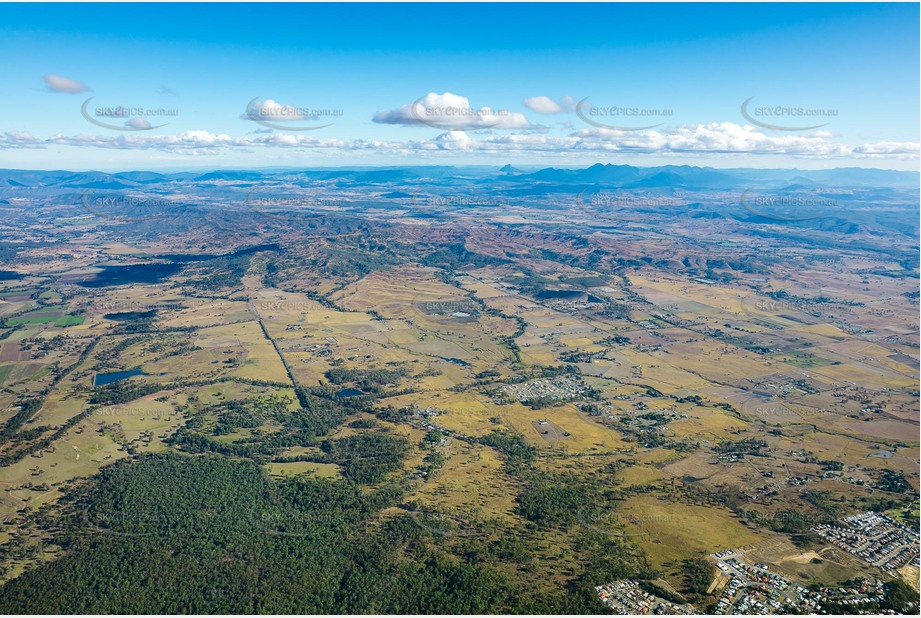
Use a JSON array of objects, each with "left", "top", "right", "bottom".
[
  {"left": 852, "top": 141, "right": 921, "bottom": 156},
  {"left": 42, "top": 74, "right": 91, "bottom": 94},
  {"left": 567, "top": 123, "right": 867, "bottom": 157},
  {"left": 523, "top": 95, "right": 575, "bottom": 114},
  {"left": 244, "top": 98, "right": 310, "bottom": 123},
  {"left": 126, "top": 117, "right": 153, "bottom": 130},
  {"left": 0, "top": 131, "right": 43, "bottom": 149},
  {"left": 374, "top": 92, "right": 534, "bottom": 130},
  {"left": 1, "top": 123, "right": 916, "bottom": 161}
]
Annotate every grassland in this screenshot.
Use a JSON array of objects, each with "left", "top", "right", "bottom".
[{"left": 0, "top": 193, "right": 917, "bottom": 610}]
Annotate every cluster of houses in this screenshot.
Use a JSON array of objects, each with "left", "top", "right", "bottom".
[
  {"left": 595, "top": 580, "right": 695, "bottom": 615},
  {"left": 499, "top": 376, "right": 587, "bottom": 404},
  {"left": 712, "top": 554, "right": 792, "bottom": 615},
  {"left": 711, "top": 551, "right": 897, "bottom": 615},
  {"left": 812, "top": 511, "right": 920, "bottom": 571}
]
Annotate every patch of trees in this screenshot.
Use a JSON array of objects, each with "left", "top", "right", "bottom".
[
  {"left": 474, "top": 369, "right": 500, "bottom": 379},
  {"left": 478, "top": 430, "right": 536, "bottom": 471},
  {"left": 880, "top": 579, "right": 920, "bottom": 612},
  {"left": 522, "top": 395, "right": 566, "bottom": 410},
  {"left": 680, "top": 558, "right": 713, "bottom": 596},
  {"left": 168, "top": 428, "right": 272, "bottom": 458},
  {"left": 421, "top": 243, "right": 509, "bottom": 271},
  {"left": 516, "top": 474, "right": 597, "bottom": 527},
  {"left": 321, "top": 433, "right": 410, "bottom": 484},
  {"left": 877, "top": 469, "right": 911, "bottom": 494},
  {"left": 715, "top": 438, "right": 768, "bottom": 456},
  {"left": 0, "top": 451, "right": 620, "bottom": 613},
  {"left": 208, "top": 395, "right": 291, "bottom": 435},
  {"left": 573, "top": 531, "right": 656, "bottom": 588},
  {"left": 88, "top": 380, "right": 163, "bottom": 405},
  {"left": 0, "top": 398, "right": 43, "bottom": 444},
  {"left": 310, "top": 244, "right": 404, "bottom": 279},
  {"left": 181, "top": 252, "right": 254, "bottom": 291},
  {"left": 325, "top": 366, "right": 407, "bottom": 390},
  {"left": 95, "top": 335, "right": 149, "bottom": 363},
  {"left": 0, "top": 406, "right": 94, "bottom": 466},
  {"left": 284, "top": 386, "right": 358, "bottom": 436},
  {"left": 348, "top": 418, "right": 377, "bottom": 429}
]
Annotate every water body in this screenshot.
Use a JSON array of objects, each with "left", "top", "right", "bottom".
[
  {"left": 336, "top": 388, "right": 364, "bottom": 398},
  {"left": 94, "top": 368, "right": 145, "bottom": 386}
]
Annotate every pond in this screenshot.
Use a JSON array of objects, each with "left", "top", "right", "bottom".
[
  {"left": 94, "top": 368, "right": 146, "bottom": 387},
  {"left": 335, "top": 388, "right": 365, "bottom": 398}
]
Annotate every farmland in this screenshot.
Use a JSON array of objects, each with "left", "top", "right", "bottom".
[{"left": 0, "top": 165, "right": 917, "bottom": 613}]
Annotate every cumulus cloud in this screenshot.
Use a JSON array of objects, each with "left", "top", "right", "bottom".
[
  {"left": 244, "top": 98, "right": 310, "bottom": 123},
  {"left": 851, "top": 141, "right": 921, "bottom": 156},
  {"left": 42, "top": 74, "right": 91, "bottom": 94},
  {"left": 126, "top": 117, "right": 154, "bottom": 130},
  {"left": 414, "top": 122, "right": 919, "bottom": 159},
  {"left": 523, "top": 95, "right": 576, "bottom": 114},
  {"left": 1, "top": 123, "right": 916, "bottom": 161},
  {"left": 374, "top": 92, "right": 534, "bottom": 130},
  {"left": 565, "top": 123, "right": 857, "bottom": 157},
  {"left": 0, "top": 131, "right": 43, "bottom": 149}
]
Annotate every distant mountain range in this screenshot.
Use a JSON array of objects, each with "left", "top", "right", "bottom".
[{"left": 0, "top": 164, "right": 917, "bottom": 191}]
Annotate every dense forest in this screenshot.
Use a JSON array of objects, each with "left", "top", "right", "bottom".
[
  {"left": 0, "top": 363, "right": 658, "bottom": 614},
  {"left": 0, "top": 453, "right": 641, "bottom": 613}
]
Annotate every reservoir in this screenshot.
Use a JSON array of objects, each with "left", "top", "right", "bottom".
[{"left": 94, "top": 368, "right": 146, "bottom": 387}]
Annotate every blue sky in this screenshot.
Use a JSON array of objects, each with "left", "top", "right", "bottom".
[{"left": 0, "top": 2, "right": 918, "bottom": 170}]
